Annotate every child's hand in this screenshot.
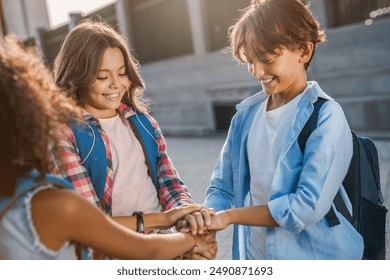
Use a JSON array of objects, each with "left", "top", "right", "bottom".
[
  {"left": 176, "top": 207, "right": 215, "bottom": 235},
  {"left": 193, "top": 231, "right": 218, "bottom": 259},
  {"left": 162, "top": 204, "right": 203, "bottom": 229},
  {"left": 206, "top": 211, "right": 229, "bottom": 231},
  {"left": 192, "top": 232, "right": 217, "bottom": 256}
]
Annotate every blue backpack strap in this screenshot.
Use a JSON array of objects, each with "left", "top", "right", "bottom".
[
  {"left": 68, "top": 119, "right": 107, "bottom": 201},
  {"left": 128, "top": 112, "right": 159, "bottom": 191}
]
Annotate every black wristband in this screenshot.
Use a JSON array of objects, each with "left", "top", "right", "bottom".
[{"left": 132, "top": 211, "right": 145, "bottom": 234}]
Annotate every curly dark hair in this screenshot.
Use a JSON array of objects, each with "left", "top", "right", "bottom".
[{"left": 0, "top": 36, "right": 80, "bottom": 176}]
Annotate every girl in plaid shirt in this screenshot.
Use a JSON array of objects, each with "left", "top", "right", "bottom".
[
  {"left": 49, "top": 20, "right": 215, "bottom": 259},
  {"left": 0, "top": 36, "right": 215, "bottom": 260}
]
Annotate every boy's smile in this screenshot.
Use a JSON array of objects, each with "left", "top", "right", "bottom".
[{"left": 242, "top": 43, "right": 312, "bottom": 110}]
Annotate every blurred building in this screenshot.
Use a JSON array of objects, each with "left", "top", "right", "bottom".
[
  {"left": 2, "top": 0, "right": 390, "bottom": 138},
  {"left": 0, "top": 0, "right": 49, "bottom": 50}
]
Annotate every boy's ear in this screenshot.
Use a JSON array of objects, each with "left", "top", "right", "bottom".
[{"left": 299, "top": 42, "right": 314, "bottom": 64}]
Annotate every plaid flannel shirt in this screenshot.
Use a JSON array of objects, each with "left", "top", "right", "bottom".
[{"left": 50, "top": 104, "right": 193, "bottom": 215}]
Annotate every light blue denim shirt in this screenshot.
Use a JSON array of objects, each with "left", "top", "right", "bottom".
[
  {"left": 204, "top": 81, "right": 364, "bottom": 260},
  {"left": 0, "top": 171, "right": 77, "bottom": 260}
]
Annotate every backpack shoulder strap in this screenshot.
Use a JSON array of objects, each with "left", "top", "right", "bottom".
[
  {"left": 298, "top": 97, "right": 328, "bottom": 153},
  {"left": 68, "top": 119, "right": 106, "bottom": 201},
  {"left": 297, "top": 98, "right": 349, "bottom": 227}
]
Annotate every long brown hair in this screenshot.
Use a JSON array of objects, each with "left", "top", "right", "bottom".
[
  {"left": 229, "top": 0, "right": 326, "bottom": 70},
  {"left": 53, "top": 19, "right": 148, "bottom": 113}
]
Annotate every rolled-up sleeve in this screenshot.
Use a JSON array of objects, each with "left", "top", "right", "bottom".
[{"left": 268, "top": 101, "right": 353, "bottom": 233}]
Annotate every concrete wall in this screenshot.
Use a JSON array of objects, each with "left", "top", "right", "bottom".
[
  {"left": 140, "top": 49, "right": 257, "bottom": 135},
  {"left": 142, "top": 15, "right": 390, "bottom": 138},
  {"left": 31, "top": 0, "right": 390, "bottom": 138},
  {"left": 309, "top": 16, "right": 390, "bottom": 138}
]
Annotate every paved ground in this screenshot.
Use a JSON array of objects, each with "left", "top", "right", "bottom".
[{"left": 165, "top": 135, "right": 390, "bottom": 260}]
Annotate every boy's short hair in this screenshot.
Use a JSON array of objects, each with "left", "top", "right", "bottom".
[{"left": 229, "top": 0, "right": 326, "bottom": 70}]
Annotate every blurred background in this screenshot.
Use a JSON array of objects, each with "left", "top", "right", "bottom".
[{"left": 0, "top": 0, "right": 389, "bottom": 259}]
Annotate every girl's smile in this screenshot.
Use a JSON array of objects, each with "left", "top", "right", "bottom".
[{"left": 81, "top": 47, "right": 130, "bottom": 119}]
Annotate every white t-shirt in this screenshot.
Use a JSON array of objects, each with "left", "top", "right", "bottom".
[
  {"left": 99, "top": 114, "right": 161, "bottom": 217},
  {"left": 247, "top": 93, "right": 304, "bottom": 259}
]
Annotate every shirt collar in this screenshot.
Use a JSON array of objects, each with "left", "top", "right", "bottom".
[{"left": 79, "top": 103, "right": 136, "bottom": 122}]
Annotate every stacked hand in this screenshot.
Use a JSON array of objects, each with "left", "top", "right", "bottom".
[
  {"left": 162, "top": 205, "right": 230, "bottom": 260},
  {"left": 173, "top": 207, "right": 217, "bottom": 260},
  {"left": 189, "top": 231, "right": 218, "bottom": 259}
]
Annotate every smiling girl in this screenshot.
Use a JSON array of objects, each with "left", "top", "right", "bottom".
[{"left": 50, "top": 20, "right": 215, "bottom": 259}]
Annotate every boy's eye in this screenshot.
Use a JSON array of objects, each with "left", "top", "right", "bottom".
[
  {"left": 97, "top": 76, "right": 108, "bottom": 80},
  {"left": 119, "top": 73, "right": 127, "bottom": 76}
]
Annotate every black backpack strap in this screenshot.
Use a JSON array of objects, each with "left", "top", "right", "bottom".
[
  {"left": 298, "top": 98, "right": 350, "bottom": 227},
  {"left": 298, "top": 98, "right": 327, "bottom": 153}
]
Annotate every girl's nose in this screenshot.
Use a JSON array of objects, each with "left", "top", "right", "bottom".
[{"left": 109, "top": 76, "right": 121, "bottom": 89}]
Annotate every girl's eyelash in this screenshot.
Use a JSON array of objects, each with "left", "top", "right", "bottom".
[{"left": 97, "top": 73, "right": 127, "bottom": 80}]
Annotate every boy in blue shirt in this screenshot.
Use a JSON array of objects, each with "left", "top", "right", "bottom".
[{"left": 203, "top": 0, "right": 363, "bottom": 259}]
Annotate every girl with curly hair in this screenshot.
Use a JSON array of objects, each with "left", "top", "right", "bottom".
[{"left": 0, "top": 36, "right": 214, "bottom": 260}]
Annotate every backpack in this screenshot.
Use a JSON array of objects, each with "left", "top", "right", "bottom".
[
  {"left": 298, "top": 98, "right": 388, "bottom": 260},
  {"left": 68, "top": 112, "right": 159, "bottom": 203}
]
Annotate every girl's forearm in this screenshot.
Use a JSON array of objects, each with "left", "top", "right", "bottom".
[{"left": 112, "top": 212, "right": 168, "bottom": 232}]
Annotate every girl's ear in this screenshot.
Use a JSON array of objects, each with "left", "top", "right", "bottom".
[{"left": 299, "top": 42, "right": 314, "bottom": 64}]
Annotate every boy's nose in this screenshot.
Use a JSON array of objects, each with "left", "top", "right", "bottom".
[{"left": 249, "top": 63, "right": 265, "bottom": 78}]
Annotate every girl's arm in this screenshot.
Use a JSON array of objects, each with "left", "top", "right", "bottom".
[
  {"left": 31, "top": 189, "right": 214, "bottom": 260},
  {"left": 112, "top": 204, "right": 205, "bottom": 231}
]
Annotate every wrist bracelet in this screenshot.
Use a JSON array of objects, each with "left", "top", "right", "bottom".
[{"left": 132, "top": 211, "right": 145, "bottom": 234}]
